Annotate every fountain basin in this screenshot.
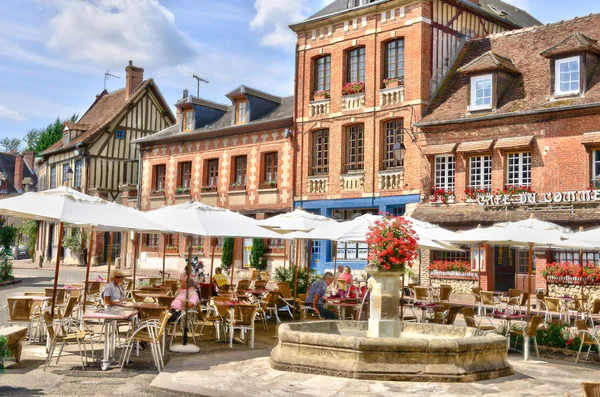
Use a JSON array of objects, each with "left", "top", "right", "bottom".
[{"left": 270, "top": 321, "right": 513, "bottom": 382}]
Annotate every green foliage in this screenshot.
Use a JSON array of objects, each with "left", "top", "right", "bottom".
[
  {"left": 0, "top": 218, "right": 17, "bottom": 281},
  {"left": 62, "top": 227, "right": 87, "bottom": 266},
  {"left": 25, "top": 114, "right": 78, "bottom": 156},
  {"left": 0, "top": 137, "right": 21, "bottom": 152},
  {"left": 220, "top": 237, "right": 234, "bottom": 271},
  {"left": 19, "top": 220, "right": 39, "bottom": 263},
  {"left": 250, "top": 238, "right": 266, "bottom": 270},
  {"left": 0, "top": 335, "right": 9, "bottom": 371},
  {"left": 273, "top": 266, "right": 320, "bottom": 295},
  {"left": 504, "top": 320, "right": 597, "bottom": 354}
]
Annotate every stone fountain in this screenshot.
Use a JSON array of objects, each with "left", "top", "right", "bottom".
[{"left": 270, "top": 268, "right": 513, "bottom": 382}]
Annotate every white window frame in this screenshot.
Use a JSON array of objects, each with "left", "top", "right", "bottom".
[
  {"left": 506, "top": 152, "right": 531, "bottom": 186},
  {"left": 469, "top": 155, "right": 492, "bottom": 190},
  {"left": 469, "top": 74, "right": 493, "bottom": 111},
  {"left": 434, "top": 154, "right": 455, "bottom": 191},
  {"left": 592, "top": 150, "right": 600, "bottom": 188},
  {"left": 555, "top": 56, "right": 580, "bottom": 96},
  {"left": 74, "top": 160, "right": 82, "bottom": 188}
]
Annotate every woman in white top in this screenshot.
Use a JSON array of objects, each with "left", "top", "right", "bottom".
[{"left": 101, "top": 269, "right": 126, "bottom": 306}]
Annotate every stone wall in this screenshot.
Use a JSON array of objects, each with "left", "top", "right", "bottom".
[
  {"left": 429, "top": 277, "right": 478, "bottom": 295},
  {"left": 547, "top": 283, "right": 600, "bottom": 301}
]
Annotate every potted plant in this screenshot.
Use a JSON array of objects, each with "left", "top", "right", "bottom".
[
  {"left": 313, "top": 90, "right": 330, "bottom": 101},
  {"left": 464, "top": 186, "right": 489, "bottom": 202},
  {"left": 175, "top": 187, "right": 190, "bottom": 195},
  {"left": 382, "top": 77, "right": 403, "bottom": 89},
  {"left": 342, "top": 81, "right": 365, "bottom": 95},
  {"left": 429, "top": 186, "right": 454, "bottom": 204},
  {"left": 201, "top": 185, "right": 217, "bottom": 192},
  {"left": 229, "top": 183, "right": 246, "bottom": 191},
  {"left": 151, "top": 188, "right": 165, "bottom": 196}
]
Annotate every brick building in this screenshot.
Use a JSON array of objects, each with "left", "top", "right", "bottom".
[
  {"left": 135, "top": 87, "right": 293, "bottom": 273},
  {"left": 414, "top": 14, "right": 600, "bottom": 296},
  {"left": 290, "top": 0, "right": 538, "bottom": 273}
]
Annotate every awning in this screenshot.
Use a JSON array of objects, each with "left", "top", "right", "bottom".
[
  {"left": 494, "top": 136, "right": 534, "bottom": 150},
  {"left": 422, "top": 143, "right": 457, "bottom": 155},
  {"left": 581, "top": 132, "right": 600, "bottom": 145},
  {"left": 456, "top": 140, "right": 494, "bottom": 153}
]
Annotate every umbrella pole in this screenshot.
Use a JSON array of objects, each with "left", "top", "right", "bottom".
[
  {"left": 106, "top": 232, "right": 113, "bottom": 280},
  {"left": 305, "top": 240, "right": 313, "bottom": 297},
  {"left": 183, "top": 236, "right": 193, "bottom": 345},
  {"left": 477, "top": 244, "right": 482, "bottom": 291},
  {"left": 82, "top": 229, "right": 95, "bottom": 314},
  {"left": 332, "top": 241, "right": 338, "bottom": 278},
  {"left": 209, "top": 237, "right": 216, "bottom": 290},
  {"left": 292, "top": 239, "right": 300, "bottom": 320},
  {"left": 162, "top": 237, "right": 167, "bottom": 283},
  {"left": 527, "top": 242, "right": 533, "bottom": 315},
  {"left": 50, "top": 222, "right": 64, "bottom": 319},
  {"left": 132, "top": 234, "right": 139, "bottom": 289},
  {"left": 580, "top": 249, "right": 584, "bottom": 306}
]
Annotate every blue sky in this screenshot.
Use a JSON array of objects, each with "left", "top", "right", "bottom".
[{"left": 0, "top": 0, "right": 598, "bottom": 145}]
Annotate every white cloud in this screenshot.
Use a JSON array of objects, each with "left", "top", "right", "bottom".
[
  {"left": 0, "top": 105, "right": 27, "bottom": 122},
  {"left": 45, "top": 0, "right": 198, "bottom": 69},
  {"left": 250, "top": 0, "right": 306, "bottom": 50}
]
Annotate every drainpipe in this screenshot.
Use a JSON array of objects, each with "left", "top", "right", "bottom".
[
  {"left": 371, "top": 13, "right": 379, "bottom": 211},
  {"left": 292, "top": 41, "right": 300, "bottom": 212},
  {"left": 136, "top": 145, "right": 143, "bottom": 210}
]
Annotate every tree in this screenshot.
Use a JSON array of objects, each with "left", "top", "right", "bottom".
[
  {"left": 0, "top": 137, "right": 21, "bottom": 152},
  {"left": 220, "top": 237, "right": 234, "bottom": 271},
  {"left": 24, "top": 113, "right": 78, "bottom": 156},
  {"left": 250, "top": 238, "right": 267, "bottom": 270}
]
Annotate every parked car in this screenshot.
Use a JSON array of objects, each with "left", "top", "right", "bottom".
[{"left": 0, "top": 245, "right": 30, "bottom": 259}]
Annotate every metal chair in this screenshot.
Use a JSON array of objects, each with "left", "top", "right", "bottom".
[
  {"left": 543, "top": 297, "right": 564, "bottom": 322},
  {"left": 275, "top": 282, "right": 294, "bottom": 318},
  {"left": 43, "top": 311, "right": 95, "bottom": 371},
  {"left": 462, "top": 307, "right": 495, "bottom": 331},
  {"left": 121, "top": 311, "right": 172, "bottom": 372},
  {"left": 575, "top": 319, "right": 600, "bottom": 363},
  {"left": 228, "top": 304, "right": 258, "bottom": 349},
  {"left": 5, "top": 297, "right": 35, "bottom": 341},
  {"left": 508, "top": 315, "right": 543, "bottom": 359},
  {"left": 480, "top": 291, "right": 497, "bottom": 315}
]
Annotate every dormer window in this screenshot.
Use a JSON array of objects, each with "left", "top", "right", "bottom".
[
  {"left": 555, "top": 56, "right": 580, "bottom": 96},
  {"left": 63, "top": 131, "right": 70, "bottom": 145},
  {"left": 469, "top": 74, "right": 493, "bottom": 111},
  {"left": 236, "top": 100, "right": 248, "bottom": 124},
  {"left": 183, "top": 109, "right": 194, "bottom": 131}
]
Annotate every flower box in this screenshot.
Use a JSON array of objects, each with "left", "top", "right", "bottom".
[
  {"left": 342, "top": 81, "right": 365, "bottom": 96},
  {"left": 151, "top": 189, "right": 165, "bottom": 197},
  {"left": 175, "top": 187, "right": 191, "bottom": 195},
  {"left": 259, "top": 182, "right": 277, "bottom": 189},
  {"left": 382, "top": 78, "right": 403, "bottom": 89},
  {"left": 430, "top": 270, "right": 478, "bottom": 280},
  {"left": 201, "top": 186, "right": 217, "bottom": 192},
  {"left": 464, "top": 187, "right": 490, "bottom": 202},
  {"left": 229, "top": 184, "right": 247, "bottom": 191},
  {"left": 542, "top": 262, "right": 600, "bottom": 284},
  {"left": 498, "top": 185, "right": 534, "bottom": 195},
  {"left": 313, "top": 91, "right": 330, "bottom": 101}
]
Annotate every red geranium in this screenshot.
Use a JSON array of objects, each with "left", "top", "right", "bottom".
[{"left": 366, "top": 216, "right": 418, "bottom": 271}]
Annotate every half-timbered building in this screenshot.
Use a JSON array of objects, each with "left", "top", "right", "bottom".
[{"left": 37, "top": 61, "right": 175, "bottom": 266}]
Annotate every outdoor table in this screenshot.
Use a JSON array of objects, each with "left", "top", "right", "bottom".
[
  {"left": 134, "top": 292, "right": 173, "bottom": 305},
  {"left": 82, "top": 308, "right": 138, "bottom": 370},
  {"left": 118, "top": 302, "right": 168, "bottom": 321},
  {"left": 243, "top": 289, "right": 270, "bottom": 295},
  {"left": 492, "top": 311, "right": 529, "bottom": 350},
  {"left": 408, "top": 302, "right": 444, "bottom": 322},
  {"left": 11, "top": 295, "right": 52, "bottom": 302},
  {"left": 328, "top": 301, "right": 361, "bottom": 320}
]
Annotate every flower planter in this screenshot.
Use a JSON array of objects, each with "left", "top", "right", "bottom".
[
  {"left": 150, "top": 191, "right": 165, "bottom": 197},
  {"left": 384, "top": 81, "right": 401, "bottom": 89},
  {"left": 259, "top": 182, "right": 277, "bottom": 189},
  {"left": 367, "top": 267, "right": 403, "bottom": 338},
  {"left": 175, "top": 189, "right": 191, "bottom": 196},
  {"left": 201, "top": 187, "right": 217, "bottom": 193},
  {"left": 313, "top": 93, "right": 329, "bottom": 101},
  {"left": 229, "top": 185, "right": 247, "bottom": 191}
]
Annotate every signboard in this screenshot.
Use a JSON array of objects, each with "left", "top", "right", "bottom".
[{"left": 477, "top": 189, "right": 600, "bottom": 206}]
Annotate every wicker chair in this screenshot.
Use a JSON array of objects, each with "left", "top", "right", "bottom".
[
  {"left": 462, "top": 307, "right": 495, "bottom": 331},
  {"left": 275, "top": 282, "right": 294, "bottom": 318},
  {"left": 472, "top": 287, "right": 482, "bottom": 315},
  {"left": 588, "top": 299, "right": 600, "bottom": 327},
  {"left": 45, "top": 288, "right": 66, "bottom": 306},
  {"left": 581, "top": 383, "right": 600, "bottom": 397},
  {"left": 253, "top": 280, "right": 268, "bottom": 290},
  {"left": 121, "top": 311, "right": 172, "bottom": 372},
  {"left": 543, "top": 297, "right": 563, "bottom": 322},
  {"left": 508, "top": 315, "right": 544, "bottom": 357},
  {"left": 236, "top": 279, "right": 251, "bottom": 293},
  {"left": 228, "top": 304, "right": 258, "bottom": 349},
  {"left": 5, "top": 297, "right": 35, "bottom": 341},
  {"left": 414, "top": 286, "right": 429, "bottom": 301},
  {"left": 480, "top": 291, "right": 497, "bottom": 315},
  {"left": 439, "top": 285, "right": 452, "bottom": 303},
  {"left": 575, "top": 319, "right": 600, "bottom": 363},
  {"left": 262, "top": 291, "right": 282, "bottom": 323},
  {"left": 507, "top": 292, "right": 530, "bottom": 314},
  {"left": 55, "top": 295, "right": 80, "bottom": 320},
  {"left": 43, "top": 311, "right": 95, "bottom": 371}
]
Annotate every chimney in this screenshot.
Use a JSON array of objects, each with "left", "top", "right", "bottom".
[
  {"left": 125, "top": 60, "right": 144, "bottom": 100},
  {"left": 183, "top": 89, "right": 189, "bottom": 99},
  {"left": 23, "top": 151, "right": 34, "bottom": 172},
  {"left": 14, "top": 154, "right": 24, "bottom": 193}
]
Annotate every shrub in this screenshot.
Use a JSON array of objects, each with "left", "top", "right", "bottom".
[
  {"left": 19, "top": 220, "right": 39, "bottom": 263},
  {"left": 0, "top": 219, "right": 16, "bottom": 281},
  {"left": 250, "top": 238, "right": 266, "bottom": 270},
  {"left": 0, "top": 335, "right": 9, "bottom": 370}
]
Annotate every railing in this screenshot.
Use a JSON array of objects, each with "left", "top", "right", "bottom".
[
  {"left": 545, "top": 275, "right": 597, "bottom": 285},
  {"left": 339, "top": 172, "right": 364, "bottom": 190},
  {"left": 378, "top": 168, "right": 404, "bottom": 190},
  {"left": 341, "top": 93, "right": 365, "bottom": 111},
  {"left": 309, "top": 99, "right": 330, "bottom": 117},
  {"left": 379, "top": 86, "right": 405, "bottom": 107},
  {"left": 308, "top": 175, "right": 328, "bottom": 194},
  {"left": 430, "top": 270, "right": 478, "bottom": 279}
]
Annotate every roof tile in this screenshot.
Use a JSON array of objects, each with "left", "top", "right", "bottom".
[
  {"left": 456, "top": 140, "right": 495, "bottom": 153},
  {"left": 494, "top": 135, "right": 533, "bottom": 150}
]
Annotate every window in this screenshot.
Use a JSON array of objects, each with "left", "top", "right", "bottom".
[
  {"left": 62, "top": 163, "right": 70, "bottom": 184},
  {"left": 233, "top": 156, "right": 247, "bottom": 185},
  {"left": 63, "top": 132, "right": 70, "bottom": 145},
  {"left": 74, "top": 160, "right": 82, "bottom": 188},
  {"left": 178, "top": 161, "right": 192, "bottom": 189},
  {"left": 555, "top": 56, "right": 580, "bottom": 95},
  {"left": 516, "top": 248, "right": 535, "bottom": 274},
  {"left": 314, "top": 56, "right": 331, "bottom": 92},
  {"left": 191, "top": 235, "right": 203, "bottom": 252},
  {"left": 593, "top": 150, "right": 600, "bottom": 188},
  {"left": 264, "top": 152, "right": 278, "bottom": 184},
  {"left": 312, "top": 129, "right": 329, "bottom": 174},
  {"left": 507, "top": 152, "right": 531, "bottom": 186},
  {"left": 183, "top": 110, "right": 194, "bottom": 131},
  {"left": 332, "top": 209, "right": 377, "bottom": 260},
  {"left": 266, "top": 238, "right": 285, "bottom": 253},
  {"left": 206, "top": 159, "right": 219, "bottom": 187},
  {"left": 115, "top": 130, "right": 125, "bottom": 139},
  {"left": 345, "top": 125, "right": 364, "bottom": 172},
  {"left": 382, "top": 119, "right": 403, "bottom": 169},
  {"left": 50, "top": 166, "right": 56, "bottom": 189},
  {"left": 153, "top": 164, "right": 166, "bottom": 191},
  {"left": 236, "top": 100, "right": 248, "bottom": 124},
  {"left": 142, "top": 234, "right": 159, "bottom": 251},
  {"left": 0, "top": 179, "right": 6, "bottom": 193},
  {"left": 165, "top": 234, "right": 179, "bottom": 253},
  {"left": 385, "top": 39, "right": 404, "bottom": 81},
  {"left": 432, "top": 249, "right": 471, "bottom": 263},
  {"left": 469, "top": 74, "right": 492, "bottom": 110},
  {"left": 347, "top": 47, "right": 366, "bottom": 83},
  {"left": 468, "top": 155, "right": 491, "bottom": 190},
  {"left": 434, "top": 155, "right": 455, "bottom": 190},
  {"left": 552, "top": 250, "right": 600, "bottom": 265}
]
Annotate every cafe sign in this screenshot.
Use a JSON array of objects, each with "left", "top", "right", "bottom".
[{"left": 477, "top": 189, "right": 600, "bottom": 206}]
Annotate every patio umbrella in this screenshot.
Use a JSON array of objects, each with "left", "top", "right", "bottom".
[{"left": 0, "top": 187, "right": 170, "bottom": 317}]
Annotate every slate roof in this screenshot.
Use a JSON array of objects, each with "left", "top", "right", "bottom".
[
  {"left": 298, "top": 0, "right": 539, "bottom": 29},
  {"left": 418, "top": 14, "right": 600, "bottom": 126},
  {"left": 42, "top": 79, "right": 173, "bottom": 156},
  {"left": 136, "top": 96, "right": 294, "bottom": 145},
  {"left": 540, "top": 32, "right": 600, "bottom": 58},
  {"left": 0, "top": 153, "right": 37, "bottom": 194}
]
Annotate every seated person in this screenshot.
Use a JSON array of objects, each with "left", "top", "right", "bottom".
[
  {"left": 101, "top": 269, "right": 126, "bottom": 307},
  {"left": 337, "top": 266, "right": 353, "bottom": 292},
  {"left": 169, "top": 277, "right": 199, "bottom": 323},
  {"left": 305, "top": 272, "right": 335, "bottom": 319},
  {"left": 211, "top": 267, "right": 228, "bottom": 296}
]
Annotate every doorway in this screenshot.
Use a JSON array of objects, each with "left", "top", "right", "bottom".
[
  {"left": 493, "top": 246, "right": 515, "bottom": 292},
  {"left": 103, "top": 232, "right": 121, "bottom": 264}
]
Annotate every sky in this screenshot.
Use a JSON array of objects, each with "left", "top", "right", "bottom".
[{"left": 0, "top": 0, "right": 598, "bottom": 145}]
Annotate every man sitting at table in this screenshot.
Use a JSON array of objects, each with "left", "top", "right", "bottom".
[
  {"left": 305, "top": 272, "right": 335, "bottom": 319},
  {"left": 169, "top": 277, "right": 199, "bottom": 323},
  {"left": 101, "top": 269, "right": 126, "bottom": 307},
  {"left": 212, "top": 267, "right": 228, "bottom": 295}
]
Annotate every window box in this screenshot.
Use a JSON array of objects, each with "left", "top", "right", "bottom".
[
  {"left": 342, "top": 81, "right": 365, "bottom": 96},
  {"left": 429, "top": 271, "right": 479, "bottom": 280},
  {"left": 259, "top": 181, "right": 277, "bottom": 190},
  {"left": 165, "top": 245, "right": 179, "bottom": 254},
  {"left": 383, "top": 77, "right": 403, "bottom": 89},
  {"left": 229, "top": 184, "right": 247, "bottom": 191},
  {"left": 464, "top": 187, "right": 490, "bottom": 202},
  {"left": 141, "top": 244, "right": 159, "bottom": 253},
  {"left": 201, "top": 185, "right": 217, "bottom": 192},
  {"left": 429, "top": 186, "right": 455, "bottom": 204},
  {"left": 313, "top": 90, "right": 330, "bottom": 101},
  {"left": 501, "top": 185, "right": 534, "bottom": 195},
  {"left": 151, "top": 189, "right": 165, "bottom": 197},
  {"left": 175, "top": 187, "right": 191, "bottom": 195}
]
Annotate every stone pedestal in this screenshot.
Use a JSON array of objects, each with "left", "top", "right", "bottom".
[
  {"left": 0, "top": 326, "right": 27, "bottom": 363},
  {"left": 367, "top": 269, "right": 402, "bottom": 338}
]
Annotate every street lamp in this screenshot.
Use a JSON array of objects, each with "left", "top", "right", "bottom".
[
  {"left": 392, "top": 141, "right": 406, "bottom": 162},
  {"left": 63, "top": 166, "right": 74, "bottom": 186}
]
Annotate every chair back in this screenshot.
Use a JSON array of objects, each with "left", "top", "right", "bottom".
[
  {"left": 45, "top": 288, "right": 66, "bottom": 305},
  {"left": 545, "top": 297, "right": 560, "bottom": 312},
  {"left": 508, "top": 289, "right": 521, "bottom": 299},
  {"left": 536, "top": 292, "right": 546, "bottom": 304},
  {"left": 276, "top": 282, "right": 293, "bottom": 299},
  {"left": 237, "top": 279, "right": 251, "bottom": 292},
  {"left": 299, "top": 293, "right": 307, "bottom": 303},
  {"left": 86, "top": 281, "right": 102, "bottom": 295},
  {"left": 24, "top": 292, "right": 45, "bottom": 296},
  {"left": 6, "top": 297, "right": 34, "bottom": 322},
  {"left": 61, "top": 296, "right": 79, "bottom": 319},
  {"left": 408, "top": 283, "right": 418, "bottom": 291},
  {"left": 155, "top": 311, "right": 172, "bottom": 340},
  {"left": 581, "top": 383, "right": 600, "bottom": 397},
  {"left": 526, "top": 315, "right": 543, "bottom": 337},
  {"left": 254, "top": 280, "right": 267, "bottom": 290},
  {"left": 480, "top": 291, "right": 494, "bottom": 305},
  {"left": 231, "top": 304, "right": 258, "bottom": 326},
  {"left": 265, "top": 291, "right": 280, "bottom": 307},
  {"left": 439, "top": 285, "right": 452, "bottom": 301},
  {"left": 259, "top": 271, "right": 270, "bottom": 282},
  {"left": 42, "top": 311, "right": 56, "bottom": 342},
  {"left": 337, "top": 279, "right": 347, "bottom": 291},
  {"left": 592, "top": 299, "right": 600, "bottom": 315},
  {"left": 462, "top": 307, "right": 477, "bottom": 328},
  {"left": 131, "top": 291, "right": 144, "bottom": 303},
  {"left": 414, "top": 286, "right": 428, "bottom": 300},
  {"left": 472, "top": 287, "right": 481, "bottom": 303},
  {"left": 519, "top": 292, "right": 530, "bottom": 307},
  {"left": 444, "top": 306, "right": 461, "bottom": 325}
]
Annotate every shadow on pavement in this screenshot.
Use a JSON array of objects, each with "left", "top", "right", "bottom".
[{"left": 0, "top": 386, "right": 45, "bottom": 395}]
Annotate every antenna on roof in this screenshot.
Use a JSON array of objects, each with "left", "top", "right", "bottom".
[
  {"left": 192, "top": 73, "right": 209, "bottom": 97},
  {"left": 104, "top": 70, "right": 120, "bottom": 91}
]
